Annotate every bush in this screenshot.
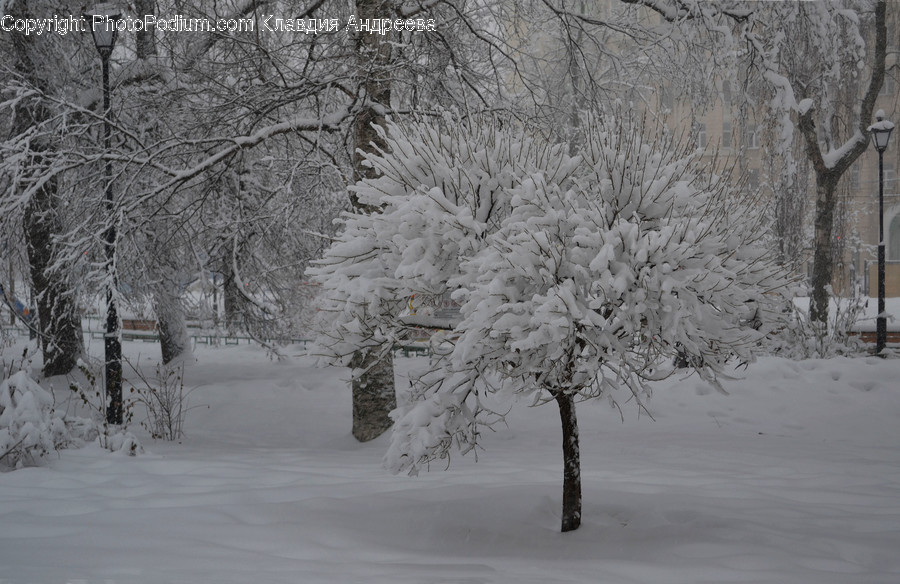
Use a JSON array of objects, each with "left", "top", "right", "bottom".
[
  {"left": 0, "top": 369, "right": 70, "bottom": 469},
  {"left": 768, "top": 287, "right": 868, "bottom": 359},
  {"left": 67, "top": 359, "right": 142, "bottom": 455},
  {"left": 128, "top": 360, "right": 202, "bottom": 441}
]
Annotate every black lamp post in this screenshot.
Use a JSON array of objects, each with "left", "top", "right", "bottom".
[
  {"left": 870, "top": 110, "right": 894, "bottom": 356},
  {"left": 86, "top": 4, "right": 123, "bottom": 424}
]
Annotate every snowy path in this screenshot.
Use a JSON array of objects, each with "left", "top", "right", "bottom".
[{"left": 1, "top": 346, "right": 899, "bottom": 583}]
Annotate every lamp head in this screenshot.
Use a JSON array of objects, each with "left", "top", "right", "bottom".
[
  {"left": 85, "top": 3, "right": 121, "bottom": 59},
  {"left": 870, "top": 109, "right": 894, "bottom": 154}
]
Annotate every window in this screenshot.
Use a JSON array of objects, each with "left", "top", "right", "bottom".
[
  {"left": 745, "top": 124, "right": 760, "bottom": 149},
  {"left": 891, "top": 215, "right": 900, "bottom": 260},
  {"left": 722, "top": 80, "right": 731, "bottom": 104},
  {"left": 850, "top": 164, "right": 860, "bottom": 189},
  {"left": 880, "top": 72, "right": 895, "bottom": 97},
  {"left": 722, "top": 121, "right": 732, "bottom": 148},
  {"left": 885, "top": 162, "right": 896, "bottom": 193},
  {"left": 698, "top": 123, "right": 707, "bottom": 148}
]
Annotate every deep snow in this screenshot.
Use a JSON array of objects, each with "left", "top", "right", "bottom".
[{"left": 1, "top": 338, "right": 899, "bottom": 584}]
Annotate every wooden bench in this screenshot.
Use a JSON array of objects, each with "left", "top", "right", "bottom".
[
  {"left": 121, "top": 319, "right": 158, "bottom": 331},
  {"left": 849, "top": 330, "right": 900, "bottom": 344},
  {"left": 393, "top": 343, "right": 431, "bottom": 357}
]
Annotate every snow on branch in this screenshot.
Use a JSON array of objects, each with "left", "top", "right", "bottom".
[
  {"left": 618, "top": 0, "right": 754, "bottom": 24},
  {"left": 150, "top": 109, "right": 352, "bottom": 182}
]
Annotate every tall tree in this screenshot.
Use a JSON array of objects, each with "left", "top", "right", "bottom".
[
  {"left": 347, "top": 0, "right": 398, "bottom": 442},
  {"left": 5, "top": 0, "right": 84, "bottom": 376},
  {"left": 612, "top": 0, "right": 891, "bottom": 325},
  {"left": 133, "top": 0, "right": 191, "bottom": 364},
  {"left": 797, "top": 1, "right": 888, "bottom": 323}
]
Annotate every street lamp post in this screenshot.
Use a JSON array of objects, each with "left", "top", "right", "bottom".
[
  {"left": 86, "top": 5, "right": 123, "bottom": 424},
  {"left": 869, "top": 110, "right": 894, "bottom": 356}
]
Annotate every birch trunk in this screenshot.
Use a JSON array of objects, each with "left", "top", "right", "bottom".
[{"left": 349, "top": 0, "right": 397, "bottom": 442}]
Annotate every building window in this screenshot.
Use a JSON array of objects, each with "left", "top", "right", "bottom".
[
  {"left": 722, "top": 80, "right": 731, "bottom": 104},
  {"left": 698, "top": 123, "right": 707, "bottom": 148},
  {"left": 891, "top": 215, "right": 900, "bottom": 260},
  {"left": 746, "top": 124, "right": 760, "bottom": 149},
  {"left": 880, "top": 72, "right": 895, "bottom": 96},
  {"left": 886, "top": 162, "right": 896, "bottom": 194},
  {"left": 722, "top": 121, "right": 732, "bottom": 148},
  {"left": 850, "top": 164, "right": 860, "bottom": 189}
]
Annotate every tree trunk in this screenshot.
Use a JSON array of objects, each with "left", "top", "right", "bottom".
[
  {"left": 347, "top": 0, "right": 397, "bottom": 441},
  {"left": 809, "top": 177, "right": 839, "bottom": 324},
  {"left": 153, "top": 287, "right": 189, "bottom": 365},
  {"left": 222, "top": 255, "right": 243, "bottom": 333},
  {"left": 145, "top": 222, "right": 189, "bottom": 364},
  {"left": 135, "top": 0, "right": 157, "bottom": 60},
  {"left": 7, "top": 256, "right": 15, "bottom": 327},
  {"left": 11, "top": 0, "right": 83, "bottom": 376},
  {"left": 350, "top": 350, "right": 397, "bottom": 442},
  {"left": 554, "top": 390, "right": 582, "bottom": 532},
  {"left": 351, "top": 0, "right": 394, "bottom": 205},
  {"left": 801, "top": 1, "right": 887, "bottom": 325},
  {"left": 23, "top": 191, "right": 84, "bottom": 376},
  {"left": 136, "top": 0, "right": 187, "bottom": 363}
]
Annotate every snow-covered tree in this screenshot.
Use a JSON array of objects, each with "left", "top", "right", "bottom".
[
  {"left": 311, "top": 114, "right": 793, "bottom": 532},
  {"left": 346, "top": 0, "right": 399, "bottom": 442},
  {"left": 1, "top": 0, "right": 86, "bottom": 377},
  {"left": 616, "top": 0, "right": 891, "bottom": 326}
]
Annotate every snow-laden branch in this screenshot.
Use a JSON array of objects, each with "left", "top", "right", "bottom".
[
  {"left": 618, "top": 0, "right": 754, "bottom": 24},
  {"left": 796, "top": 1, "right": 887, "bottom": 176},
  {"left": 95, "top": 106, "right": 352, "bottom": 217}
]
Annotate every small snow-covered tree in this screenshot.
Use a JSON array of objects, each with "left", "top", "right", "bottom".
[
  {"left": 312, "top": 114, "right": 792, "bottom": 532},
  {"left": 1, "top": 0, "right": 86, "bottom": 376}
]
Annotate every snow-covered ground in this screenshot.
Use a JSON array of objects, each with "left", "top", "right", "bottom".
[{"left": 1, "top": 339, "right": 899, "bottom": 584}]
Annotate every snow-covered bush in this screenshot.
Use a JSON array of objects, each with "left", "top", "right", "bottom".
[
  {"left": 0, "top": 370, "right": 70, "bottom": 469},
  {"left": 67, "top": 360, "right": 143, "bottom": 455},
  {"left": 770, "top": 287, "right": 867, "bottom": 359},
  {"left": 0, "top": 355, "right": 140, "bottom": 469},
  {"left": 310, "top": 114, "right": 793, "bottom": 531}
]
